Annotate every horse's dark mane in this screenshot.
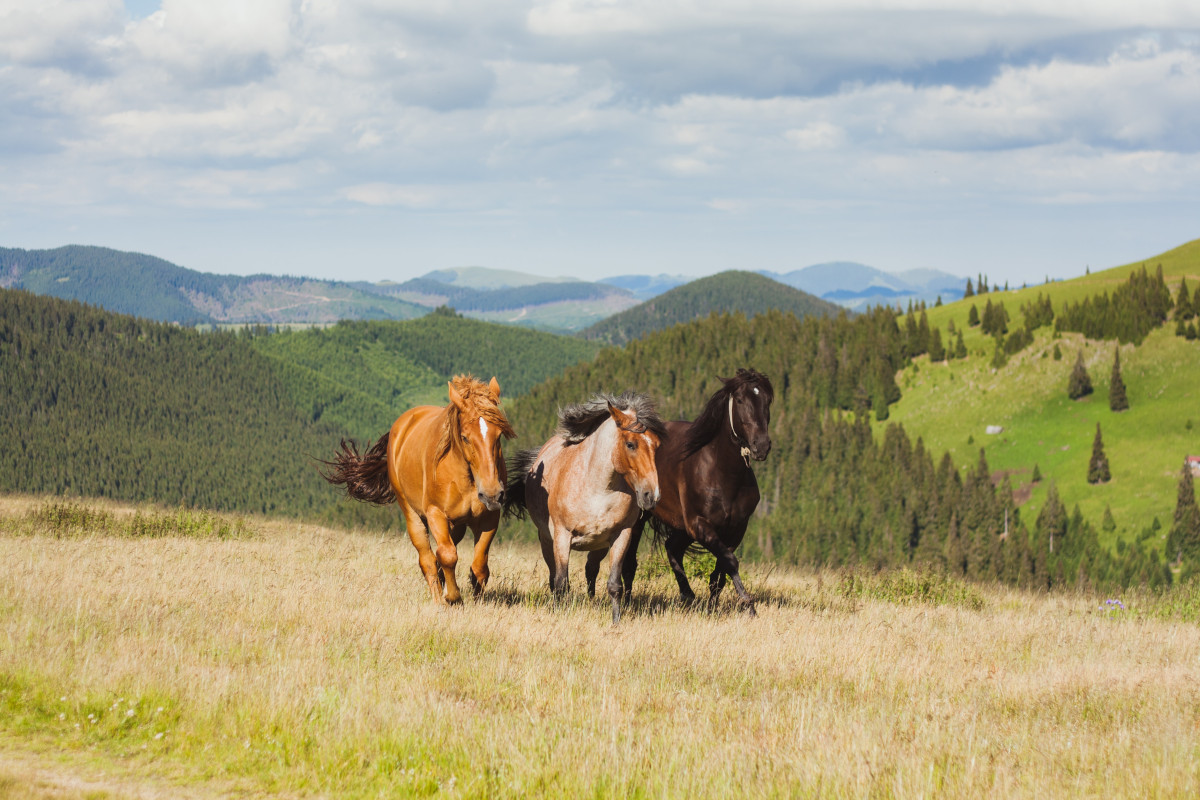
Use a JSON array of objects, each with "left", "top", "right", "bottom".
[
  {"left": 558, "top": 391, "right": 667, "bottom": 445},
  {"left": 680, "top": 368, "right": 773, "bottom": 459}
]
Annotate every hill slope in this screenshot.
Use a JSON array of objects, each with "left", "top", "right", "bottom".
[
  {"left": 579, "top": 270, "right": 842, "bottom": 345},
  {"left": 767, "top": 262, "right": 967, "bottom": 310},
  {"left": 361, "top": 274, "right": 638, "bottom": 332},
  {"left": 879, "top": 237, "right": 1200, "bottom": 553},
  {"left": 248, "top": 310, "right": 601, "bottom": 441},
  {"left": 0, "top": 245, "right": 426, "bottom": 324}
]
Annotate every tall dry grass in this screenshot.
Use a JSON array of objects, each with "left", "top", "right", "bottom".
[{"left": 1, "top": 497, "right": 1198, "bottom": 798}]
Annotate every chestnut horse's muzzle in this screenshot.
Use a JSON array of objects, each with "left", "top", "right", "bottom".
[
  {"left": 478, "top": 489, "right": 505, "bottom": 512},
  {"left": 636, "top": 488, "right": 659, "bottom": 511}
]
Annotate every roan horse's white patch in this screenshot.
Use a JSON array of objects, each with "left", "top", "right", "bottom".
[{"left": 479, "top": 417, "right": 489, "bottom": 438}]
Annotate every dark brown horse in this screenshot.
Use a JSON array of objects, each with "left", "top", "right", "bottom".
[{"left": 623, "top": 368, "right": 774, "bottom": 615}]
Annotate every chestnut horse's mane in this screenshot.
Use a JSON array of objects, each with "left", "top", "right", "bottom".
[
  {"left": 680, "top": 368, "right": 773, "bottom": 460},
  {"left": 435, "top": 374, "right": 515, "bottom": 462},
  {"left": 556, "top": 391, "right": 666, "bottom": 445}
]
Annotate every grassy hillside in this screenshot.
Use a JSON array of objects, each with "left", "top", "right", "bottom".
[
  {"left": 0, "top": 245, "right": 426, "bottom": 324},
  {"left": 248, "top": 311, "right": 602, "bottom": 441},
  {"left": 580, "top": 270, "right": 842, "bottom": 345},
  {"left": 2, "top": 499, "right": 1198, "bottom": 798},
  {"left": 884, "top": 238, "right": 1200, "bottom": 550}
]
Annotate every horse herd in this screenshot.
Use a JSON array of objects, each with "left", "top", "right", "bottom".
[{"left": 322, "top": 369, "right": 774, "bottom": 623}]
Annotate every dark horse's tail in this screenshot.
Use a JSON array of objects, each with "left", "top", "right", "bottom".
[
  {"left": 319, "top": 432, "right": 396, "bottom": 505},
  {"left": 502, "top": 447, "right": 540, "bottom": 520}
]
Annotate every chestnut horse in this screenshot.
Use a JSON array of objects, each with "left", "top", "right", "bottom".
[
  {"left": 321, "top": 375, "right": 515, "bottom": 604},
  {"left": 624, "top": 369, "right": 774, "bottom": 615},
  {"left": 504, "top": 393, "right": 665, "bottom": 624}
]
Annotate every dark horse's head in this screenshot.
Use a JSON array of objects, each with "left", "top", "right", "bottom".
[
  {"left": 723, "top": 368, "right": 774, "bottom": 461},
  {"left": 680, "top": 368, "right": 774, "bottom": 464}
]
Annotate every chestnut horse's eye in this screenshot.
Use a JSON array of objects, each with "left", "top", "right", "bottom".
[{"left": 625, "top": 440, "right": 636, "bottom": 451}]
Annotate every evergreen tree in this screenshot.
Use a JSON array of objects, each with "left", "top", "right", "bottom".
[
  {"left": 1109, "top": 348, "right": 1129, "bottom": 411},
  {"left": 928, "top": 327, "right": 946, "bottom": 362},
  {"left": 1031, "top": 463, "right": 1042, "bottom": 483},
  {"left": 954, "top": 330, "right": 967, "bottom": 359},
  {"left": 1067, "top": 351, "right": 1092, "bottom": 400},
  {"left": 1052, "top": 342, "right": 1062, "bottom": 361},
  {"left": 1087, "top": 423, "right": 1111, "bottom": 484},
  {"left": 1177, "top": 278, "right": 1193, "bottom": 321},
  {"left": 1167, "top": 462, "right": 1200, "bottom": 566},
  {"left": 1102, "top": 505, "right": 1116, "bottom": 533},
  {"left": 964, "top": 278, "right": 975, "bottom": 298},
  {"left": 968, "top": 304, "right": 980, "bottom": 327}
]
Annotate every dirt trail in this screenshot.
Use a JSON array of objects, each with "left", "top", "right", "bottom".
[{"left": 0, "top": 749, "right": 220, "bottom": 799}]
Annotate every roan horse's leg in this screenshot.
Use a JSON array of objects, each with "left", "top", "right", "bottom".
[
  {"left": 425, "top": 507, "right": 463, "bottom": 605},
  {"left": 605, "top": 527, "right": 636, "bottom": 625},
  {"left": 549, "top": 519, "right": 571, "bottom": 598},
  {"left": 621, "top": 520, "right": 644, "bottom": 601},
  {"left": 468, "top": 513, "right": 500, "bottom": 596},
  {"left": 399, "top": 500, "right": 443, "bottom": 603}
]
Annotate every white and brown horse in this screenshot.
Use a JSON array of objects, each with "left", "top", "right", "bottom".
[{"left": 505, "top": 393, "right": 665, "bottom": 624}]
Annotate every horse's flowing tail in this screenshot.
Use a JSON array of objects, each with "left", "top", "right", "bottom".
[
  {"left": 320, "top": 432, "right": 395, "bottom": 505},
  {"left": 502, "top": 447, "right": 540, "bottom": 520}
]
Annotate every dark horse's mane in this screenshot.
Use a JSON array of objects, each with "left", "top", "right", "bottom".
[
  {"left": 680, "top": 368, "right": 773, "bottom": 460},
  {"left": 557, "top": 391, "right": 667, "bottom": 445}
]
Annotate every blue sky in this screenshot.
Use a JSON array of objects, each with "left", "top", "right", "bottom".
[{"left": 2, "top": 1, "right": 1198, "bottom": 284}]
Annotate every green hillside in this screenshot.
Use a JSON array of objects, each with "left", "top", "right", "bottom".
[
  {"left": 580, "top": 270, "right": 842, "bottom": 345},
  {"left": 0, "top": 288, "right": 341, "bottom": 516},
  {"left": 0, "top": 245, "right": 426, "bottom": 324},
  {"left": 0, "top": 290, "right": 598, "bottom": 530},
  {"left": 248, "top": 310, "right": 602, "bottom": 441},
  {"left": 881, "top": 238, "right": 1200, "bottom": 553}
]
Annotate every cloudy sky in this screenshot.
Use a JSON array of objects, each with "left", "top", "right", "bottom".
[{"left": 2, "top": 1, "right": 1199, "bottom": 284}]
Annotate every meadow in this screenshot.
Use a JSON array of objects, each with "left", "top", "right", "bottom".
[
  {"left": 2, "top": 496, "right": 1199, "bottom": 799},
  {"left": 886, "top": 239, "right": 1200, "bottom": 550}
]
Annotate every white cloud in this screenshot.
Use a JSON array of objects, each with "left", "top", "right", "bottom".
[{"left": 3, "top": 0, "right": 1200, "bottom": 282}]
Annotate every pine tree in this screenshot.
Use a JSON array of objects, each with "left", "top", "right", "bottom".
[
  {"left": 1109, "top": 348, "right": 1129, "bottom": 411},
  {"left": 968, "top": 304, "right": 980, "bottom": 327},
  {"left": 1177, "top": 278, "right": 1193, "bottom": 321},
  {"left": 964, "top": 278, "right": 975, "bottom": 298},
  {"left": 1031, "top": 463, "right": 1042, "bottom": 483},
  {"left": 1052, "top": 342, "right": 1062, "bottom": 360},
  {"left": 1087, "top": 423, "right": 1111, "bottom": 484},
  {"left": 954, "top": 330, "right": 967, "bottom": 359},
  {"left": 928, "top": 327, "right": 946, "bottom": 362},
  {"left": 1167, "top": 462, "right": 1200, "bottom": 566},
  {"left": 1067, "top": 351, "right": 1092, "bottom": 399}
]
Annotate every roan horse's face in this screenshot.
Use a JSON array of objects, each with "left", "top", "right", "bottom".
[
  {"left": 731, "top": 379, "right": 772, "bottom": 461},
  {"left": 449, "top": 377, "right": 508, "bottom": 512},
  {"left": 607, "top": 402, "right": 662, "bottom": 511}
]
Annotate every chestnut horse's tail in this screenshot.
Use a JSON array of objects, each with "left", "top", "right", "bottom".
[
  {"left": 502, "top": 447, "right": 540, "bottom": 520},
  {"left": 320, "top": 432, "right": 396, "bottom": 505}
]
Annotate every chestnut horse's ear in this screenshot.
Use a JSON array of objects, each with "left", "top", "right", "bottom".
[
  {"left": 448, "top": 381, "right": 467, "bottom": 410},
  {"left": 489, "top": 376, "right": 501, "bottom": 399},
  {"left": 607, "top": 401, "right": 635, "bottom": 429}
]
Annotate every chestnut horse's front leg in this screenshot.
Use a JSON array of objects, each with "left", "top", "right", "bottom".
[
  {"left": 425, "top": 507, "right": 463, "bottom": 605},
  {"left": 399, "top": 499, "right": 443, "bottom": 603},
  {"left": 468, "top": 511, "right": 501, "bottom": 596}
]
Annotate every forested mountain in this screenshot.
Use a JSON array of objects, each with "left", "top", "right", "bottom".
[
  {"left": 0, "top": 245, "right": 425, "bottom": 324},
  {"left": 0, "top": 288, "right": 340, "bottom": 516},
  {"left": 248, "top": 308, "right": 601, "bottom": 442},
  {"left": 0, "top": 290, "right": 598, "bottom": 527},
  {"left": 579, "top": 271, "right": 842, "bottom": 345},
  {"left": 361, "top": 275, "right": 639, "bottom": 331}
]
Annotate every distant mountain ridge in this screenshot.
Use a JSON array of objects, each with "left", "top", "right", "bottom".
[
  {"left": 763, "top": 262, "right": 967, "bottom": 310},
  {"left": 581, "top": 270, "right": 841, "bottom": 346},
  {"left": 0, "top": 245, "right": 425, "bottom": 325}
]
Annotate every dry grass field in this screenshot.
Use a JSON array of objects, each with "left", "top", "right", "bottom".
[{"left": 1, "top": 496, "right": 1199, "bottom": 799}]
